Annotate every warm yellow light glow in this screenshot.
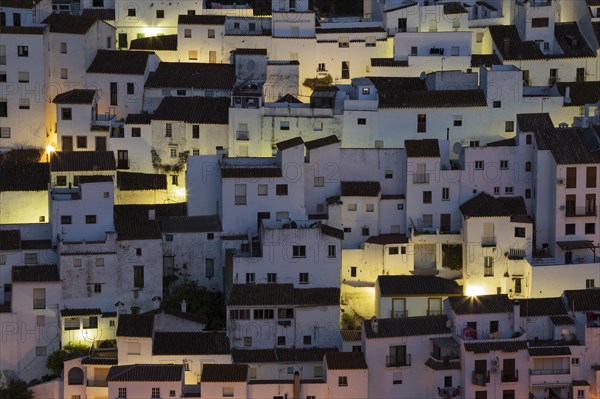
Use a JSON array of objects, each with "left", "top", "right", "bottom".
[
  {"left": 142, "top": 27, "right": 161, "bottom": 37},
  {"left": 46, "top": 144, "right": 56, "bottom": 155},
  {"left": 466, "top": 285, "right": 484, "bottom": 296},
  {"left": 176, "top": 187, "right": 186, "bottom": 198}
]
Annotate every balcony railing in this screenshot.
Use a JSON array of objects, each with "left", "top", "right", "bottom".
[
  {"left": 508, "top": 248, "right": 526, "bottom": 260},
  {"left": 565, "top": 206, "right": 597, "bottom": 217},
  {"left": 413, "top": 174, "right": 429, "bottom": 184},
  {"left": 530, "top": 368, "right": 570, "bottom": 376},
  {"left": 427, "top": 309, "right": 442, "bottom": 316},
  {"left": 236, "top": 131, "right": 249, "bottom": 141},
  {"left": 481, "top": 236, "right": 496, "bottom": 247},
  {"left": 472, "top": 371, "right": 489, "bottom": 386},
  {"left": 386, "top": 354, "right": 411, "bottom": 367},
  {"left": 87, "top": 379, "right": 108, "bottom": 387},
  {"left": 391, "top": 310, "right": 407, "bottom": 318},
  {"left": 501, "top": 369, "right": 519, "bottom": 382}
]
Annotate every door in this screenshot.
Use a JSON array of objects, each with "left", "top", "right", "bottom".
[
  {"left": 13, "top": 13, "right": 20, "bottom": 26},
  {"left": 341, "top": 61, "right": 349, "bottom": 79},
  {"left": 118, "top": 33, "right": 128, "bottom": 49},
  {"left": 62, "top": 136, "right": 73, "bottom": 151},
  {"left": 110, "top": 82, "right": 118, "bottom": 106},
  {"left": 549, "top": 68, "right": 558, "bottom": 85},
  {"left": 566, "top": 194, "right": 576, "bottom": 216},
  {"left": 209, "top": 51, "right": 216, "bottom": 63},
  {"left": 440, "top": 214, "right": 451, "bottom": 232},
  {"left": 95, "top": 136, "right": 107, "bottom": 151},
  {"left": 586, "top": 194, "right": 596, "bottom": 215},
  {"left": 428, "top": 298, "right": 442, "bottom": 316},
  {"left": 117, "top": 150, "right": 128, "bottom": 169},
  {"left": 482, "top": 223, "right": 494, "bottom": 246},
  {"left": 523, "top": 70, "right": 530, "bottom": 86},
  {"left": 391, "top": 298, "right": 406, "bottom": 318},
  {"left": 503, "top": 359, "right": 516, "bottom": 381},
  {"left": 398, "top": 18, "right": 407, "bottom": 32}
]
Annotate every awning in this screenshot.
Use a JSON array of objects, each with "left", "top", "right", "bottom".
[{"left": 557, "top": 240, "right": 595, "bottom": 250}]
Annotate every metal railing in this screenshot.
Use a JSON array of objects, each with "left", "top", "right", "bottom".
[
  {"left": 565, "top": 206, "right": 597, "bottom": 217},
  {"left": 471, "top": 371, "right": 489, "bottom": 386},
  {"left": 530, "top": 368, "right": 570, "bottom": 375},
  {"left": 508, "top": 249, "right": 526, "bottom": 260},
  {"left": 386, "top": 354, "right": 411, "bottom": 367},
  {"left": 501, "top": 369, "right": 519, "bottom": 382},
  {"left": 391, "top": 310, "right": 407, "bottom": 318}
]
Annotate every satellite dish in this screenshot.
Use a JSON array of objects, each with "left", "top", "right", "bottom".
[{"left": 419, "top": 71, "right": 426, "bottom": 80}]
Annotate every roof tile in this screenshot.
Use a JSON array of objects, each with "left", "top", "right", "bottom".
[
  {"left": 464, "top": 340, "right": 528, "bottom": 353},
  {"left": 341, "top": 181, "right": 381, "bottom": 197},
  {"left": 107, "top": 364, "right": 183, "bottom": 382},
  {"left": 153, "top": 96, "right": 229, "bottom": 124},
  {"left": 153, "top": 332, "right": 229, "bottom": 355},
  {"left": 50, "top": 151, "right": 115, "bottom": 172},
  {"left": 43, "top": 13, "right": 98, "bottom": 34},
  {"left": 201, "top": 364, "right": 248, "bottom": 382},
  {"left": 449, "top": 295, "right": 514, "bottom": 315},
  {"left": 116, "top": 314, "right": 154, "bottom": 337},
  {"left": 12, "top": 265, "right": 59, "bottom": 283},
  {"left": 145, "top": 62, "right": 235, "bottom": 90},
  {"left": 228, "top": 284, "right": 339, "bottom": 307},
  {"left": 378, "top": 275, "right": 462, "bottom": 297},
  {"left": 53, "top": 89, "right": 96, "bottom": 104},
  {"left": 0, "top": 163, "right": 49, "bottom": 191},
  {"left": 117, "top": 171, "right": 167, "bottom": 191},
  {"left": 130, "top": 34, "right": 177, "bottom": 51},
  {"left": 405, "top": 139, "right": 440, "bottom": 158},
  {"left": 87, "top": 50, "right": 153, "bottom": 75},
  {"left": 326, "top": 352, "right": 367, "bottom": 370},
  {"left": 364, "top": 315, "right": 451, "bottom": 339}
]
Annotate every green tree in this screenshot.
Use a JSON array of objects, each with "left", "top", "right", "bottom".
[
  {"left": 45, "top": 343, "right": 89, "bottom": 377},
  {"left": 162, "top": 281, "right": 225, "bottom": 330},
  {"left": 0, "top": 379, "right": 33, "bottom": 399}
]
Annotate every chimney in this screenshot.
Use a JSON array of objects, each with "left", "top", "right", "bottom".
[
  {"left": 293, "top": 371, "right": 301, "bottom": 399},
  {"left": 152, "top": 296, "right": 161, "bottom": 310},
  {"left": 181, "top": 299, "right": 187, "bottom": 313},
  {"left": 512, "top": 300, "right": 521, "bottom": 333},
  {"left": 503, "top": 37, "right": 511, "bottom": 58},
  {"left": 149, "top": 209, "right": 155, "bottom": 220},
  {"left": 564, "top": 86, "right": 571, "bottom": 104},
  {"left": 370, "top": 316, "right": 379, "bottom": 335}
]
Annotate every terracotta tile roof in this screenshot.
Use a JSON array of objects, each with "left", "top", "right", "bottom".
[
  {"left": 534, "top": 126, "right": 600, "bottom": 164},
  {"left": 117, "top": 171, "right": 166, "bottom": 190},
  {"left": 326, "top": 352, "right": 367, "bottom": 370},
  {"left": 50, "top": 151, "right": 115, "bottom": 172},
  {"left": 383, "top": 1, "right": 418, "bottom": 12},
  {"left": 320, "top": 224, "right": 343, "bottom": 240},
  {"left": 573, "top": 380, "right": 590, "bottom": 386},
  {"left": 364, "top": 315, "right": 450, "bottom": 339},
  {"left": 0, "top": 0, "right": 41, "bottom": 8},
  {"left": 201, "top": 364, "right": 248, "bottom": 382},
  {"left": 143, "top": 307, "right": 207, "bottom": 325},
  {"left": 464, "top": 340, "right": 528, "bottom": 353},
  {"left": 0, "top": 26, "right": 45, "bottom": 34},
  {"left": 341, "top": 181, "right": 380, "bottom": 197},
  {"left": 305, "top": 135, "right": 339, "bottom": 150},
  {"left": 178, "top": 14, "right": 226, "bottom": 25},
  {"left": 220, "top": 167, "right": 282, "bottom": 178},
  {"left": 159, "top": 215, "right": 222, "bottom": 233},
  {"left": 108, "top": 364, "right": 183, "bottom": 382},
  {"left": 228, "top": 284, "right": 339, "bottom": 307},
  {"left": 405, "top": 139, "right": 440, "bottom": 157},
  {"left": 378, "top": 275, "right": 462, "bottom": 297},
  {"left": 443, "top": 2, "right": 468, "bottom": 14},
  {"left": 0, "top": 149, "right": 44, "bottom": 165},
  {"left": 145, "top": 62, "right": 235, "bottom": 90},
  {"left": 232, "top": 48, "right": 268, "bottom": 55},
  {"left": 519, "top": 298, "right": 568, "bottom": 317},
  {"left": 102, "top": 311, "right": 117, "bottom": 318},
  {"left": 43, "top": 13, "right": 98, "bottom": 34},
  {"left": 81, "top": 356, "right": 118, "bottom": 365},
  {"left": 12, "top": 265, "right": 59, "bottom": 283},
  {"left": 340, "top": 329, "right": 361, "bottom": 341},
  {"left": 449, "top": 295, "right": 514, "bottom": 315},
  {"left": 315, "top": 27, "right": 385, "bottom": 34},
  {"left": 61, "top": 308, "right": 101, "bottom": 317},
  {"left": 554, "top": 22, "right": 595, "bottom": 58},
  {"left": 153, "top": 96, "right": 229, "bottom": 124},
  {"left": 528, "top": 346, "right": 571, "bottom": 356},
  {"left": 275, "top": 94, "right": 303, "bottom": 103},
  {"left": 153, "top": 332, "right": 229, "bottom": 355},
  {"left": 460, "top": 193, "right": 528, "bottom": 218},
  {"left": 476, "top": 1, "right": 498, "bottom": 11},
  {"left": 371, "top": 58, "right": 408, "bottom": 67},
  {"left": 557, "top": 81, "right": 600, "bottom": 106},
  {"left": 489, "top": 25, "right": 545, "bottom": 60},
  {"left": 381, "top": 194, "right": 405, "bottom": 200},
  {"left": 114, "top": 203, "right": 187, "bottom": 241},
  {"left": 425, "top": 358, "right": 461, "bottom": 370},
  {"left": 369, "top": 77, "right": 487, "bottom": 109},
  {"left": 486, "top": 137, "right": 516, "bottom": 147},
  {"left": 564, "top": 289, "right": 600, "bottom": 311},
  {"left": 53, "top": 89, "right": 96, "bottom": 104},
  {"left": 366, "top": 233, "right": 408, "bottom": 245},
  {"left": 0, "top": 163, "right": 49, "bottom": 191},
  {"left": 550, "top": 315, "right": 575, "bottom": 326},
  {"left": 0, "top": 230, "right": 20, "bottom": 250},
  {"left": 81, "top": 8, "right": 115, "bottom": 20},
  {"left": 471, "top": 54, "right": 502, "bottom": 68},
  {"left": 87, "top": 50, "right": 154, "bottom": 75},
  {"left": 231, "top": 348, "right": 338, "bottom": 363},
  {"left": 130, "top": 34, "right": 177, "bottom": 51},
  {"left": 116, "top": 314, "right": 154, "bottom": 337},
  {"left": 517, "top": 113, "right": 554, "bottom": 133},
  {"left": 276, "top": 136, "right": 304, "bottom": 150},
  {"left": 125, "top": 113, "right": 153, "bottom": 125},
  {"left": 21, "top": 240, "right": 52, "bottom": 250}
]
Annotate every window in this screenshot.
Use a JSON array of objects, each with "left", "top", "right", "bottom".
[
  {"left": 189, "top": 125, "right": 200, "bottom": 139},
  {"left": 293, "top": 246, "right": 306, "bottom": 258},
  {"left": 422, "top": 214, "right": 433, "bottom": 228},
  {"left": 18, "top": 71, "right": 29, "bottom": 83},
  {"left": 249, "top": 22, "right": 255, "bottom": 30},
  {"left": 526, "top": 134, "right": 532, "bottom": 144},
  {"left": 243, "top": 337, "right": 252, "bottom": 347},
  {"left": 176, "top": 89, "right": 186, "bottom": 96},
  {"left": 362, "top": 87, "right": 371, "bottom": 96},
  {"left": 276, "top": 211, "right": 289, "bottom": 220},
  {"left": 384, "top": 170, "right": 393, "bottom": 179},
  {"left": 77, "top": 136, "right": 87, "bottom": 148},
  {"left": 572, "top": 357, "right": 580, "bottom": 365},
  {"left": 338, "top": 37, "right": 349, "bottom": 48},
  {"left": 62, "top": 108, "right": 72, "bottom": 120},
  {"left": 155, "top": 9, "right": 164, "bottom": 18},
  {"left": 133, "top": 265, "right": 144, "bottom": 289},
  {"left": 453, "top": 116, "right": 462, "bottom": 127},
  {"left": 504, "top": 186, "right": 513, "bottom": 194},
  {"left": 235, "top": 184, "right": 246, "bottom": 205},
  {"left": 327, "top": 245, "right": 337, "bottom": 259},
  {"left": 92, "top": 283, "right": 101, "bottom": 293},
  {"left": 256, "top": 184, "right": 268, "bottom": 196},
  {"left": 118, "top": 387, "right": 127, "bottom": 398},
  {"left": 193, "top": 149, "right": 199, "bottom": 155},
  {"left": 222, "top": 387, "right": 234, "bottom": 397},
  {"left": 165, "top": 123, "right": 173, "bottom": 137},
  {"left": 184, "top": 29, "right": 191, "bottom": 38},
  {"left": 299, "top": 273, "right": 309, "bottom": 284},
  {"left": 423, "top": 191, "right": 432, "bottom": 204},
  {"left": 587, "top": 167, "right": 597, "bottom": 188},
  {"left": 74, "top": 259, "right": 82, "bottom": 267},
  {"left": 411, "top": 46, "right": 418, "bottom": 55},
  {"left": 357, "top": 118, "right": 366, "bottom": 125},
  {"left": 110, "top": 82, "right": 118, "bottom": 105},
  {"left": 586, "top": 279, "right": 595, "bottom": 288},
  {"left": 338, "top": 376, "right": 348, "bottom": 386},
  {"left": 341, "top": 61, "right": 350, "bottom": 79},
  {"left": 126, "top": 82, "right": 134, "bottom": 95},
  {"left": 389, "top": 247, "right": 399, "bottom": 255},
  {"left": 417, "top": 114, "right": 426, "bottom": 132},
  {"left": 60, "top": 68, "right": 68, "bottom": 79},
  {"left": 279, "top": 121, "right": 290, "bottom": 131},
  {"left": 129, "top": 126, "right": 141, "bottom": 137},
  {"left": 22, "top": 253, "right": 38, "bottom": 265},
  {"left": 484, "top": 256, "right": 494, "bottom": 276},
  {"left": 266, "top": 273, "right": 277, "bottom": 283},
  {"left": 586, "top": 223, "right": 595, "bottom": 235},
  {"left": 36, "top": 315, "right": 45, "bottom": 327},
  {"left": 348, "top": 203, "right": 357, "bottom": 211},
  {"left": 343, "top": 227, "right": 351, "bottom": 233},
  {"left": 170, "top": 148, "right": 177, "bottom": 158},
  {"left": 475, "top": 160, "right": 484, "bottom": 170},
  {"left": 393, "top": 372, "right": 403, "bottom": 384},
  {"left": 493, "top": 101, "right": 501, "bottom": 108},
  {"left": 61, "top": 215, "right": 72, "bottom": 224},
  {"left": 366, "top": 203, "right": 375, "bottom": 212},
  {"left": 276, "top": 184, "right": 288, "bottom": 195},
  {"left": 525, "top": 189, "right": 531, "bottom": 199},
  {"left": 451, "top": 46, "right": 459, "bottom": 56},
  {"left": 246, "top": 273, "right": 255, "bottom": 284},
  {"left": 0, "top": 255, "right": 6, "bottom": 265},
  {"left": 532, "top": 17, "right": 549, "bottom": 28},
  {"left": 207, "top": 28, "right": 215, "bottom": 38},
  {"left": 0, "top": 127, "right": 9, "bottom": 138},
  {"left": 18, "top": 46, "right": 28, "bottom": 57},
  {"left": 442, "top": 187, "right": 449, "bottom": 201},
  {"left": 500, "top": 160, "right": 509, "bottom": 170},
  {"left": 314, "top": 176, "right": 324, "bottom": 187},
  {"left": 33, "top": 288, "right": 45, "bottom": 309},
  {"left": 514, "top": 227, "right": 525, "bottom": 238},
  {"left": 565, "top": 224, "right": 576, "bottom": 236},
  {"left": 303, "top": 335, "right": 312, "bottom": 345},
  {"left": 350, "top": 266, "right": 357, "bottom": 277},
  {"left": 505, "top": 121, "right": 514, "bottom": 132},
  {"left": 169, "top": 391, "right": 175, "bottom": 398},
  {"left": 514, "top": 278, "right": 522, "bottom": 294},
  {"left": 36, "top": 346, "right": 46, "bottom": 356},
  {"left": 83, "top": 316, "right": 98, "bottom": 329},
  {"left": 188, "top": 50, "right": 197, "bottom": 60},
  {"left": 86, "top": 215, "right": 96, "bottom": 224},
  {"left": 230, "top": 309, "right": 250, "bottom": 319},
  {"left": 578, "top": 390, "right": 585, "bottom": 398},
  {"left": 277, "top": 336, "right": 286, "bottom": 346},
  {"left": 494, "top": 186, "right": 500, "bottom": 195},
  {"left": 360, "top": 227, "right": 369, "bottom": 237},
  {"left": 151, "top": 388, "right": 160, "bottom": 399}
]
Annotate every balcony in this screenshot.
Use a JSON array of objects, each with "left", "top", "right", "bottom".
[
  {"left": 565, "top": 206, "right": 597, "bottom": 217},
  {"left": 386, "top": 354, "right": 411, "bottom": 367},
  {"left": 530, "top": 368, "right": 569, "bottom": 376},
  {"left": 391, "top": 310, "right": 407, "bottom": 318},
  {"left": 529, "top": 368, "right": 571, "bottom": 388},
  {"left": 501, "top": 369, "right": 519, "bottom": 382},
  {"left": 437, "top": 386, "right": 461, "bottom": 398},
  {"left": 413, "top": 174, "right": 430, "bottom": 184},
  {"left": 508, "top": 248, "right": 526, "bottom": 260},
  {"left": 87, "top": 379, "right": 108, "bottom": 387},
  {"left": 472, "top": 371, "right": 489, "bottom": 386},
  {"left": 481, "top": 236, "right": 496, "bottom": 247}
]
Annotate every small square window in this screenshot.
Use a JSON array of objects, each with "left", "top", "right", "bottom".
[
  {"left": 188, "top": 50, "right": 197, "bottom": 60},
  {"left": 299, "top": 272, "right": 309, "bottom": 284},
  {"left": 303, "top": 335, "right": 311, "bottom": 345},
  {"left": 385, "top": 170, "right": 393, "bottom": 179},
  {"left": 192, "top": 125, "right": 200, "bottom": 139},
  {"left": 357, "top": 118, "right": 366, "bottom": 125},
  {"left": 61, "top": 215, "right": 71, "bottom": 224},
  {"left": 86, "top": 215, "right": 97, "bottom": 224},
  {"left": 128, "top": 8, "right": 136, "bottom": 16},
  {"left": 280, "top": 121, "right": 290, "bottom": 130},
  {"left": 170, "top": 148, "right": 177, "bottom": 158},
  {"left": 423, "top": 191, "right": 432, "bottom": 204},
  {"left": 362, "top": 227, "right": 370, "bottom": 236},
  {"left": 156, "top": 9, "right": 164, "bottom": 18},
  {"left": 19, "top": 98, "right": 29, "bottom": 109},
  {"left": 328, "top": 245, "right": 336, "bottom": 258},
  {"left": 565, "top": 224, "right": 576, "bottom": 235},
  {"left": 348, "top": 203, "right": 357, "bottom": 211},
  {"left": 362, "top": 87, "right": 370, "bottom": 95},
  {"left": 338, "top": 376, "right": 348, "bottom": 386},
  {"left": 36, "top": 346, "right": 46, "bottom": 356},
  {"left": 505, "top": 186, "right": 514, "bottom": 194},
  {"left": 258, "top": 184, "right": 268, "bottom": 196},
  {"left": 475, "top": 160, "right": 484, "bottom": 170},
  {"left": 453, "top": 116, "right": 462, "bottom": 126},
  {"left": 366, "top": 203, "right": 375, "bottom": 212},
  {"left": 493, "top": 186, "right": 500, "bottom": 195},
  {"left": 127, "top": 83, "right": 134, "bottom": 95},
  {"left": 493, "top": 101, "right": 501, "bottom": 108},
  {"left": 208, "top": 29, "right": 215, "bottom": 38},
  {"left": 314, "top": 176, "right": 324, "bottom": 187},
  {"left": 18, "top": 46, "right": 28, "bottom": 57},
  {"left": 525, "top": 189, "right": 531, "bottom": 199},
  {"left": 500, "top": 160, "right": 509, "bottom": 169},
  {"left": 244, "top": 337, "right": 252, "bottom": 347},
  {"left": 184, "top": 29, "right": 191, "bottom": 38},
  {"left": 350, "top": 266, "right": 357, "bottom": 277},
  {"left": 397, "top": 204, "right": 403, "bottom": 210},
  {"left": 276, "top": 184, "right": 288, "bottom": 195},
  {"left": 293, "top": 246, "right": 306, "bottom": 258},
  {"left": 505, "top": 121, "right": 514, "bottom": 132},
  {"left": 60, "top": 42, "right": 67, "bottom": 53},
  {"left": 76, "top": 136, "right": 87, "bottom": 148},
  {"left": 343, "top": 227, "right": 351, "bottom": 233},
  {"left": 389, "top": 247, "right": 399, "bottom": 255},
  {"left": 96, "top": 258, "right": 104, "bottom": 267},
  {"left": 177, "top": 89, "right": 186, "bottom": 96},
  {"left": 18, "top": 71, "right": 29, "bottom": 82},
  {"left": 165, "top": 234, "right": 173, "bottom": 241},
  {"left": 62, "top": 108, "right": 72, "bottom": 120},
  {"left": 585, "top": 223, "right": 595, "bottom": 235},
  {"left": 136, "top": 248, "right": 142, "bottom": 256},
  {"left": 515, "top": 227, "right": 525, "bottom": 238},
  {"left": 207, "top": 233, "right": 214, "bottom": 240},
  {"left": 131, "top": 127, "right": 141, "bottom": 137},
  {"left": 277, "top": 336, "right": 286, "bottom": 346}
]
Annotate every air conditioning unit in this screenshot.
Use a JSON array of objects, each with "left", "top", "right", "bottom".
[{"left": 557, "top": 178, "right": 564, "bottom": 185}]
